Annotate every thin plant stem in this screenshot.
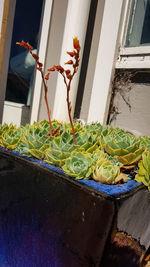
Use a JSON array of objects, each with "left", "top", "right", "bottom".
[
  {"left": 62, "top": 73, "right": 76, "bottom": 145},
  {"left": 41, "top": 72, "right": 53, "bottom": 136}
]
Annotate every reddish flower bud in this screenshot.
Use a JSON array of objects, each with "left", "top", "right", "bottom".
[
  {"left": 26, "top": 42, "right": 33, "bottom": 50},
  {"left": 67, "top": 51, "right": 75, "bottom": 57},
  {"left": 55, "top": 65, "right": 64, "bottom": 73},
  {"left": 73, "top": 37, "right": 80, "bottom": 51},
  {"left": 65, "top": 60, "right": 73, "bottom": 65},
  {"left": 65, "top": 69, "right": 71, "bottom": 75},
  {"left": 16, "top": 42, "right": 24, "bottom": 47},
  {"left": 45, "top": 72, "right": 50, "bottom": 80},
  {"left": 48, "top": 67, "right": 55, "bottom": 71},
  {"left": 16, "top": 40, "right": 33, "bottom": 50}
]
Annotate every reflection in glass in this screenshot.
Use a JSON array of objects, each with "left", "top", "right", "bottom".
[
  {"left": 126, "top": 0, "right": 150, "bottom": 47},
  {"left": 5, "top": 0, "right": 43, "bottom": 105}
]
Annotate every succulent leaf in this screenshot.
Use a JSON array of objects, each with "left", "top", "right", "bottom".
[{"left": 29, "top": 149, "right": 45, "bottom": 159}]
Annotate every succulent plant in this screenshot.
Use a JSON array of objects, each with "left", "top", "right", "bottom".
[
  {"left": 14, "top": 123, "right": 52, "bottom": 157},
  {"left": 100, "top": 131, "right": 145, "bottom": 166},
  {"left": 0, "top": 120, "right": 147, "bottom": 186},
  {"left": 62, "top": 151, "right": 93, "bottom": 179},
  {"left": 14, "top": 141, "right": 32, "bottom": 157},
  {"left": 44, "top": 132, "right": 77, "bottom": 166},
  {"left": 135, "top": 150, "right": 150, "bottom": 190},
  {"left": 100, "top": 125, "right": 123, "bottom": 136},
  {"left": 60, "top": 121, "right": 83, "bottom": 134},
  {"left": 84, "top": 122, "right": 103, "bottom": 136},
  {"left": 45, "top": 148, "right": 71, "bottom": 167},
  {"left": 50, "top": 132, "right": 77, "bottom": 151},
  {"left": 75, "top": 131, "right": 99, "bottom": 153},
  {"left": 93, "top": 158, "right": 127, "bottom": 184},
  {"left": 1, "top": 127, "right": 24, "bottom": 150},
  {"left": 0, "top": 123, "right": 16, "bottom": 146}
]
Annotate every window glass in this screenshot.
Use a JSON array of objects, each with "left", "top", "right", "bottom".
[
  {"left": 126, "top": 0, "right": 150, "bottom": 47},
  {"left": 5, "top": 0, "right": 44, "bottom": 105}
]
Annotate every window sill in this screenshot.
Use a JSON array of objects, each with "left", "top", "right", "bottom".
[
  {"left": 116, "top": 54, "right": 150, "bottom": 69},
  {"left": 120, "top": 46, "right": 150, "bottom": 56}
]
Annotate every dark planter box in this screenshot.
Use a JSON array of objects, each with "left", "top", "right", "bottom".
[{"left": 0, "top": 148, "right": 148, "bottom": 267}]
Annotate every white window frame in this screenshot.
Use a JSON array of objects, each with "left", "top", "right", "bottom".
[
  {"left": 86, "top": 0, "right": 124, "bottom": 124},
  {"left": 116, "top": 0, "right": 150, "bottom": 69}
]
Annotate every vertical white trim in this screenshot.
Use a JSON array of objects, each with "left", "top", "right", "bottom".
[
  {"left": 118, "top": 0, "right": 131, "bottom": 46},
  {"left": 87, "top": 0, "right": 124, "bottom": 124},
  {"left": 52, "top": 0, "right": 91, "bottom": 121},
  {"left": 30, "top": 0, "right": 53, "bottom": 124}
]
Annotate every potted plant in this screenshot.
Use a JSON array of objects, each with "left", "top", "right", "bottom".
[{"left": 0, "top": 38, "right": 150, "bottom": 266}]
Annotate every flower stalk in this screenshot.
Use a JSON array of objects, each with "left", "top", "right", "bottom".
[
  {"left": 46, "top": 37, "right": 80, "bottom": 144},
  {"left": 16, "top": 41, "right": 53, "bottom": 136},
  {"left": 16, "top": 37, "right": 81, "bottom": 143}
]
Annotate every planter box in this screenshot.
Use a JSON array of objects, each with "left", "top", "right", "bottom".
[{"left": 0, "top": 148, "right": 148, "bottom": 267}]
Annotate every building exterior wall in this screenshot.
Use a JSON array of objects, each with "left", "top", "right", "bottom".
[{"left": 108, "top": 72, "right": 150, "bottom": 136}]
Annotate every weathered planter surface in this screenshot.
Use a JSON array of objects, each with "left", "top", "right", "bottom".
[{"left": 0, "top": 148, "right": 148, "bottom": 266}]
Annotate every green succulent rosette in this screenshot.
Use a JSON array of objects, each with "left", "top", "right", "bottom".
[
  {"left": 45, "top": 148, "right": 71, "bottom": 167},
  {"left": 14, "top": 124, "right": 51, "bottom": 157},
  {"left": 62, "top": 151, "right": 93, "bottom": 179},
  {"left": 33, "top": 119, "right": 61, "bottom": 136},
  {"left": 100, "top": 131, "right": 144, "bottom": 166},
  {"left": 135, "top": 150, "right": 150, "bottom": 190},
  {"left": 93, "top": 158, "right": 127, "bottom": 184},
  {"left": 2, "top": 127, "right": 24, "bottom": 150},
  {"left": 50, "top": 132, "right": 77, "bottom": 152},
  {"left": 0, "top": 123, "right": 16, "bottom": 147},
  {"left": 75, "top": 131, "right": 99, "bottom": 153},
  {"left": 84, "top": 122, "right": 103, "bottom": 136},
  {"left": 44, "top": 132, "right": 77, "bottom": 166}
]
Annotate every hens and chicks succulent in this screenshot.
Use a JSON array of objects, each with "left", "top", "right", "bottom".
[{"left": 1, "top": 120, "right": 150, "bottom": 189}]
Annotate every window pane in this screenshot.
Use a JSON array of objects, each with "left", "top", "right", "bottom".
[
  {"left": 126, "top": 0, "right": 150, "bottom": 47},
  {"left": 5, "top": 0, "right": 44, "bottom": 105}
]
